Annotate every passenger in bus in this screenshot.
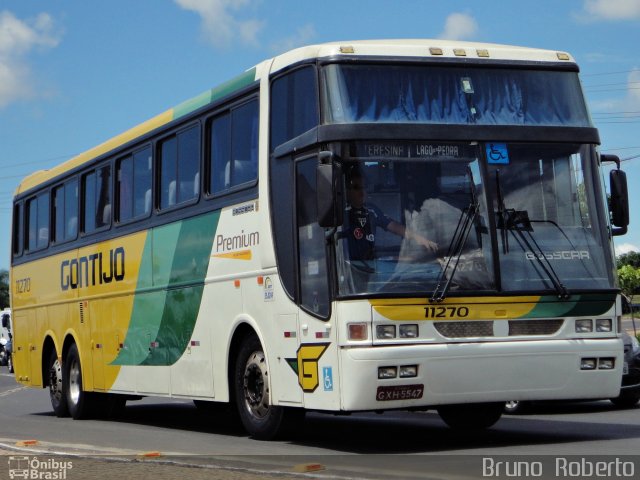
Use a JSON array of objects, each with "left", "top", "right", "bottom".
[{"left": 344, "top": 166, "right": 438, "bottom": 262}]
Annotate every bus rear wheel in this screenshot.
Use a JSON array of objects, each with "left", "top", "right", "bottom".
[
  {"left": 234, "top": 334, "right": 304, "bottom": 440},
  {"left": 64, "top": 343, "right": 95, "bottom": 419},
  {"left": 48, "top": 350, "right": 69, "bottom": 417},
  {"left": 437, "top": 402, "right": 504, "bottom": 430}
]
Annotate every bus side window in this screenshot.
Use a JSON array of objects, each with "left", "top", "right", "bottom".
[
  {"left": 209, "top": 98, "right": 258, "bottom": 195},
  {"left": 52, "top": 178, "right": 78, "bottom": 243},
  {"left": 26, "top": 192, "right": 50, "bottom": 251},
  {"left": 83, "top": 165, "right": 111, "bottom": 233},
  {"left": 269, "top": 66, "right": 318, "bottom": 150},
  {"left": 159, "top": 125, "right": 200, "bottom": 209},
  {"left": 12, "top": 203, "right": 23, "bottom": 257},
  {"left": 118, "top": 146, "right": 152, "bottom": 223}
]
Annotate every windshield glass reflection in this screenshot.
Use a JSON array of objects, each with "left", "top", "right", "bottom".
[
  {"left": 332, "top": 142, "right": 614, "bottom": 297},
  {"left": 335, "top": 143, "right": 494, "bottom": 296}
]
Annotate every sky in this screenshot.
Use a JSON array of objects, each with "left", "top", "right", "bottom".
[{"left": 0, "top": 0, "right": 639, "bottom": 271}]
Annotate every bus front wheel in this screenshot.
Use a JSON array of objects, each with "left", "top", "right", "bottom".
[
  {"left": 234, "top": 334, "right": 304, "bottom": 440},
  {"left": 437, "top": 402, "right": 504, "bottom": 430}
]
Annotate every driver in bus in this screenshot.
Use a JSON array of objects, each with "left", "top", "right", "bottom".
[{"left": 344, "top": 165, "right": 438, "bottom": 262}]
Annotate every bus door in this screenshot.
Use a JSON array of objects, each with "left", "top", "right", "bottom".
[{"left": 294, "top": 156, "right": 339, "bottom": 409}]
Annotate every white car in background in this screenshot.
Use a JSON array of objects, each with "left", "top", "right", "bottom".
[{"left": 1, "top": 308, "right": 13, "bottom": 373}]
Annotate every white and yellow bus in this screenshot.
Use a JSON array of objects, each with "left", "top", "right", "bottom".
[{"left": 11, "top": 40, "right": 630, "bottom": 439}]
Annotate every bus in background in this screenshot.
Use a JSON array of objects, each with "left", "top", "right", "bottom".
[{"left": 10, "top": 40, "right": 630, "bottom": 439}]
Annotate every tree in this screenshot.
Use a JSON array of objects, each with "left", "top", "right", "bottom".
[
  {"left": 617, "top": 251, "right": 640, "bottom": 269},
  {"left": 0, "top": 270, "right": 8, "bottom": 309},
  {"left": 618, "top": 265, "right": 640, "bottom": 298}
]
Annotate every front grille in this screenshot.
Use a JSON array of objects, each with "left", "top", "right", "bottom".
[
  {"left": 434, "top": 321, "right": 494, "bottom": 338},
  {"left": 508, "top": 319, "right": 563, "bottom": 336}
]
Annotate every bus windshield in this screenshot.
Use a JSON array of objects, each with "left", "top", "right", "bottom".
[
  {"left": 323, "top": 64, "right": 591, "bottom": 127},
  {"left": 333, "top": 142, "right": 612, "bottom": 296}
]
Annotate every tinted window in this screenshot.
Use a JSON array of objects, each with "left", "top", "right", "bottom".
[
  {"left": 53, "top": 178, "right": 78, "bottom": 243},
  {"left": 12, "top": 203, "right": 22, "bottom": 257},
  {"left": 209, "top": 99, "right": 258, "bottom": 194},
  {"left": 83, "top": 165, "right": 111, "bottom": 233},
  {"left": 297, "top": 158, "right": 330, "bottom": 317},
  {"left": 270, "top": 66, "right": 318, "bottom": 150},
  {"left": 26, "top": 193, "right": 49, "bottom": 251},
  {"left": 118, "top": 146, "right": 152, "bottom": 222},
  {"left": 159, "top": 125, "right": 200, "bottom": 209}
]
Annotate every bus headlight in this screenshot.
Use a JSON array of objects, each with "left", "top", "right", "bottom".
[
  {"left": 399, "top": 324, "right": 419, "bottom": 338},
  {"left": 580, "top": 358, "right": 597, "bottom": 370},
  {"left": 378, "top": 366, "right": 397, "bottom": 379},
  {"left": 598, "top": 358, "right": 615, "bottom": 370},
  {"left": 575, "top": 319, "right": 593, "bottom": 333},
  {"left": 399, "top": 365, "right": 418, "bottom": 378},
  {"left": 376, "top": 325, "right": 396, "bottom": 339},
  {"left": 595, "top": 319, "right": 612, "bottom": 332}
]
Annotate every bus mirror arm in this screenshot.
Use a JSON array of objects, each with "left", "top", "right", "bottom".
[
  {"left": 603, "top": 154, "right": 629, "bottom": 236},
  {"left": 317, "top": 158, "right": 343, "bottom": 228}
]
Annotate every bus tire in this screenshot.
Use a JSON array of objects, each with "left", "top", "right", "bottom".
[
  {"left": 437, "top": 402, "right": 504, "bottom": 430},
  {"left": 63, "top": 343, "right": 94, "bottom": 420},
  {"left": 48, "top": 349, "right": 69, "bottom": 417},
  {"left": 234, "top": 334, "right": 304, "bottom": 440},
  {"left": 610, "top": 392, "right": 640, "bottom": 409},
  {"left": 8, "top": 352, "right": 13, "bottom": 374}
]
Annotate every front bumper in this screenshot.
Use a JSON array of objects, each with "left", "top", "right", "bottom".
[{"left": 339, "top": 338, "right": 623, "bottom": 411}]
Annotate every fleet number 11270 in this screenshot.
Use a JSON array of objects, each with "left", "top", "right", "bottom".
[{"left": 424, "top": 306, "right": 469, "bottom": 318}]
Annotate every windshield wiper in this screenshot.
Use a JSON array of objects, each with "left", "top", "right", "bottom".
[
  {"left": 430, "top": 167, "right": 479, "bottom": 303},
  {"left": 502, "top": 211, "right": 570, "bottom": 299},
  {"left": 494, "top": 171, "right": 570, "bottom": 300}
]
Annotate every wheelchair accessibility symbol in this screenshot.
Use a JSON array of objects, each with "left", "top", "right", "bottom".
[
  {"left": 323, "top": 367, "right": 333, "bottom": 391},
  {"left": 486, "top": 143, "right": 509, "bottom": 164}
]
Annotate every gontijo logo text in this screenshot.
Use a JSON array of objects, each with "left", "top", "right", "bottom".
[{"left": 60, "top": 247, "right": 125, "bottom": 291}]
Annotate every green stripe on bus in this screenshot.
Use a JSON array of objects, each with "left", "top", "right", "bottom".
[
  {"left": 522, "top": 293, "right": 615, "bottom": 319},
  {"left": 141, "top": 210, "right": 219, "bottom": 366},
  {"left": 172, "top": 68, "right": 257, "bottom": 120},
  {"left": 112, "top": 210, "right": 220, "bottom": 366}
]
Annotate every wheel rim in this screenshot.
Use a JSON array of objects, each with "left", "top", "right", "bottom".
[
  {"left": 68, "top": 357, "right": 81, "bottom": 404},
  {"left": 242, "top": 350, "right": 270, "bottom": 419},
  {"left": 49, "top": 358, "right": 64, "bottom": 403}
]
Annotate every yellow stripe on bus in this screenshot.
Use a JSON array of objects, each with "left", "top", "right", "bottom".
[
  {"left": 371, "top": 296, "right": 541, "bottom": 321},
  {"left": 12, "top": 231, "right": 149, "bottom": 391}
]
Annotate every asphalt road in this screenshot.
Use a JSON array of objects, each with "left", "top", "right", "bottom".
[{"left": 1, "top": 371, "right": 640, "bottom": 480}]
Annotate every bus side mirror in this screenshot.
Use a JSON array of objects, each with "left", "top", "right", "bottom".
[
  {"left": 317, "top": 161, "right": 343, "bottom": 228},
  {"left": 609, "top": 168, "right": 629, "bottom": 236}
]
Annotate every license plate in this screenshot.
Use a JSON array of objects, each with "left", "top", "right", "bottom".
[
  {"left": 376, "top": 384, "right": 424, "bottom": 402},
  {"left": 624, "top": 362, "right": 629, "bottom": 375}
]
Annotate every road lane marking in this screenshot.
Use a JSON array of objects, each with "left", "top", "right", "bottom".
[{"left": 0, "top": 386, "right": 27, "bottom": 397}]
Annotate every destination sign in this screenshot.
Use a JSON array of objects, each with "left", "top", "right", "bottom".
[{"left": 350, "top": 142, "right": 475, "bottom": 160}]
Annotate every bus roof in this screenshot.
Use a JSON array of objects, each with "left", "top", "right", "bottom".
[
  {"left": 269, "top": 39, "right": 575, "bottom": 73},
  {"left": 15, "top": 39, "right": 575, "bottom": 196}
]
